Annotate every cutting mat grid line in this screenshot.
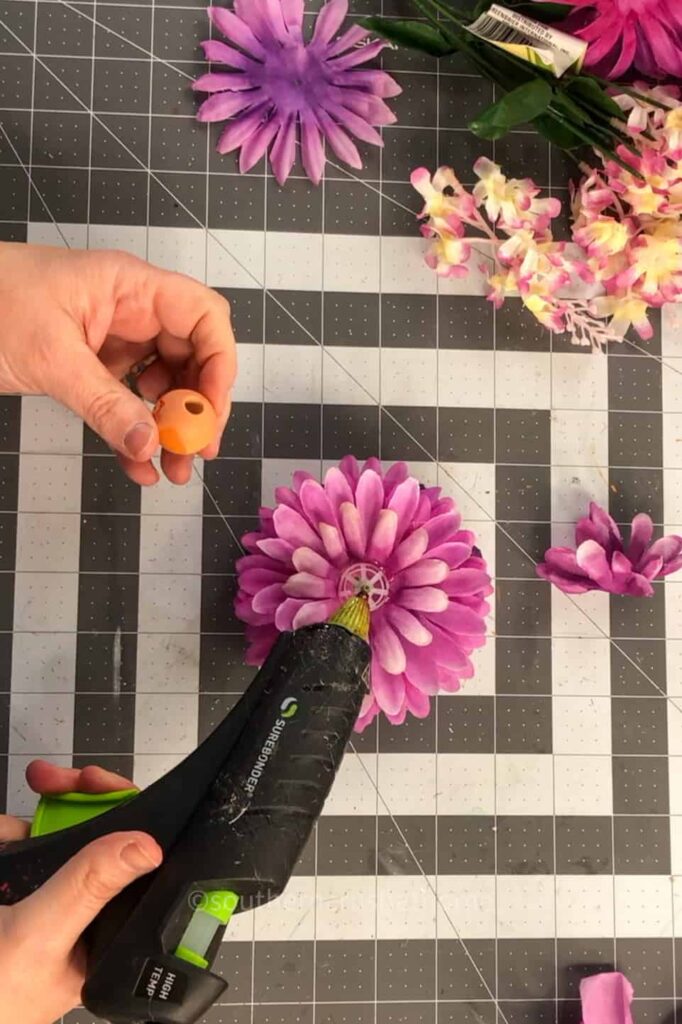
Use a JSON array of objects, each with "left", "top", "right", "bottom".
[{"left": 1, "top": 3, "right": 682, "bottom": 1024}]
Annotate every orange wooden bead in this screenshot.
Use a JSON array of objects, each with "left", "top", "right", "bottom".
[{"left": 152, "top": 389, "right": 218, "bottom": 456}]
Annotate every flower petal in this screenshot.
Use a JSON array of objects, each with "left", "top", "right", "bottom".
[
  {"left": 371, "top": 660, "right": 405, "bottom": 715},
  {"left": 197, "top": 90, "right": 262, "bottom": 123},
  {"left": 327, "top": 102, "right": 384, "bottom": 148},
  {"left": 341, "top": 454, "right": 364, "bottom": 488},
  {"left": 576, "top": 539, "right": 614, "bottom": 589},
  {"left": 424, "top": 512, "right": 461, "bottom": 549},
  {"left": 281, "top": 0, "right": 304, "bottom": 32},
  {"left": 639, "top": 556, "right": 663, "bottom": 582},
  {"left": 273, "top": 505, "right": 324, "bottom": 552},
  {"left": 292, "top": 546, "right": 336, "bottom": 579},
  {"left": 373, "top": 616, "right": 407, "bottom": 674},
  {"left": 427, "top": 542, "right": 471, "bottom": 568},
  {"left": 293, "top": 599, "right": 339, "bottom": 630},
  {"left": 275, "top": 597, "right": 306, "bottom": 631},
  {"left": 426, "top": 602, "right": 486, "bottom": 636},
  {"left": 252, "top": 582, "right": 285, "bottom": 614},
  {"left": 536, "top": 564, "right": 593, "bottom": 594},
  {"left": 339, "top": 501, "right": 366, "bottom": 558},
  {"left": 404, "top": 645, "right": 440, "bottom": 693},
  {"left": 367, "top": 508, "right": 398, "bottom": 563},
  {"left": 215, "top": 103, "right": 271, "bottom": 151},
  {"left": 398, "top": 558, "right": 448, "bottom": 587},
  {"left": 404, "top": 681, "right": 431, "bottom": 718},
  {"left": 240, "top": 118, "right": 279, "bottom": 173},
  {"left": 386, "top": 605, "right": 432, "bottom": 646},
  {"left": 398, "top": 586, "right": 448, "bottom": 613},
  {"left": 316, "top": 109, "right": 362, "bottom": 169},
  {"left": 627, "top": 512, "right": 654, "bottom": 567},
  {"left": 301, "top": 113, "right": 326, "bottom": 185},
  {"left": 389, "top": 478, "right": 421, "bottom": 542},
  {"left": 324, "top": 466, "right": 354, "bottom": 511},
  {"left": 319, "top": 522, "right": 348, "bottom": 566},
  {"left": 257, "top": 537, "right": 294, "bottom": 563},
  {"left": 270, "top": 116, "right": 297, "bottom": 185},
  {"left": 355, "top": 469, "right": 384, "bottom": 539},
  {"left": 284, "top": 572, "right": 336, "bottom": 599},
  {"left": 388, "top": 528, "right": 428, "bottom": 573},
  {"left": 200, "top": 39, "right": 258, "bottom": 71},
  {"left": 329, "top": 38, "right": 386, "bottom": 69},
  {"left": 299, "top": 478, "right": 337, "bottom": 529},
  {"left": 580, "top": 972, "right": 634, "bottom": 1024},
  {"left": 326, "top": 23, "right": 369, "bottom": 58},
  {"left": 436, "top": 665, "right": 465, "bottom": 693},
  {"left": 542, "top": 547, "right": 583, "bottom": 577},
  {"left": 312, "top": 0, "right": 348, "bottom": 47},
  {"left": 442, "top": 568, "right": 491, "bottom": 596},
  {"left": 239, "top": 567, "right": 287, "bottom": 595},
  {"left": 193, "top": 71, "right": 254, "bottom": 92},
  {"left": 208, "top": 7, "right": 268, "bottom": 59},
  {"left": 645, "top": 534, "right": 682, "bottom": 569}
]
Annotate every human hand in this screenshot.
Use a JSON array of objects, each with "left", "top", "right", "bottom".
[
  {"left": 0, "top": 760, "right": 161, "bottom": 1024},
  {"left": 0, "top": 243, "right": 237, "bottom": 485}
]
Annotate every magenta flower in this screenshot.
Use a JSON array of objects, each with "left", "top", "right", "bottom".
[
  {"left": 193, "top": 0, "right": 401, "bottom": 185},
  {"left": 537, "top": 502, "right": 682, "bottom": 597},
  {"left": 546, "top": 0, "right": 682, "bottom": 80},
  {"left": 235, "top": 457, "right": 492, "bottom": 731}
]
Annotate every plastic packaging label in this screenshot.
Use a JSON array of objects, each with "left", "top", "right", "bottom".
[{"left": 466, "top": 4, "right": 587, "bottom": 77}]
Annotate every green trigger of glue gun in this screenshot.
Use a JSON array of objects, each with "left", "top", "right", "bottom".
[{"left": 0, "top": 596, "right": 371, "bottom": 1024}]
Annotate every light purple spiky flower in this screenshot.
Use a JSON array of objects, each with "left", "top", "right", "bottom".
[
  {"left": 235, "top": 457, "right": 493, "bottom": 732},
  {"left": 193, "top": 0, "right": 401, "bottom": 185},
  {"left": 537, "top": 502, "right": 682, "bottom": 596}
]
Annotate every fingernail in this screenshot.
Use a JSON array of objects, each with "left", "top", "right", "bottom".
[
  {"left": 123, "top": 422, "right": 153, "bottom": 458},
  {"left": 121, "top": 841, "right": 160, "bottom": 874}
]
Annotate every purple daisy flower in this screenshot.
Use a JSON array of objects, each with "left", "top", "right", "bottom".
[
  {"left": 193, "top": 0, "right": 401, "bottom": 185},
  {"left": 537, "top": 502, "right": 682, "bottom": 597},
  {"left": 235, "top": 457, "right": 493, "bottom": 732}
]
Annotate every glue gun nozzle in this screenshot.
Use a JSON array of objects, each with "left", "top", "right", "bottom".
[{"left": 328, "top": 595, "right": 370, "bottom": 642}]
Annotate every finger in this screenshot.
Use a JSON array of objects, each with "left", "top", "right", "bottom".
[
  {"left": 160, "top": 449, "right": 194, "bottom": 486},
  {"left": 73, "top": 765, "right": 136, "bottom": 794},
  {"left": 148, "top": 275, "right": 236, "bottom": 418},
  {"left": 200, "top": 392, "right": 232, "bottom": 461},
  {"left": 136, "top": 358, "right": 173, "bottom": 403},
  {"left": 0, "top": 815, "right": 30, "bottom": 841},
  {"left": 49, "top": 336, "right": 160, "bottom": 463},
  {"left": 116, "top": 452, "right": 160, "bottom": 487},
  {"left": 25, "top": 760, "right": 135, "bottom": 797},
  {"left": 99, "top": 337, "right": 158, "bottom": 382},
  {"left": 11, "top": 831, "right": 162, "bottom": 952}
]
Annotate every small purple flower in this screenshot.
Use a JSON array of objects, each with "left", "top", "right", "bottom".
[
  {"left": 193, "top": 0, "right": 401, "bottom": 185},
  {"left": 234, "top": 457, "right": 493, "bottom": 732},
  {"left": 537, "top": 502, "right": 682, "bottom": 597}
]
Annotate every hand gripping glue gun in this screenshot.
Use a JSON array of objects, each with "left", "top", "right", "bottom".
[{"left": 0, "top": 596, "right": 371, "bottom": 1024}]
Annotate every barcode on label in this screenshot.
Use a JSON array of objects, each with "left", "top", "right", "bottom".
[
  {"left": 466, "top": 4, "right": 587, "bottom": 77},
  {"left": 468, "top": 11, "right": 534, "bottom": 47}
]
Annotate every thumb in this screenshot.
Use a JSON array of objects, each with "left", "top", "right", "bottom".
[
  {"left": 11, "top": 832, "right": 162, "bottom": 952},
  {"left": 50, "top": 342, "right": 159, "bottom": 461}
]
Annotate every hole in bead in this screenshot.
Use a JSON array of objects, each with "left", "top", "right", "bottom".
[
  {"left": 339, "top": 562, "right": 390, "bottom": 612},
  {"left": 185, "top": 400, "right": 204, "bottom": 415}
]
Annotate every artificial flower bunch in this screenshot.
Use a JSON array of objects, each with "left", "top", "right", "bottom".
[
  {"left": 570, "top": 83, "right": 682, "bottom": 341},
  {"left": 412, "top": 160, "right": 616, "bottom": 349},
  {"left": 414, "top": 84, "right": 682, "bottom": 348}
]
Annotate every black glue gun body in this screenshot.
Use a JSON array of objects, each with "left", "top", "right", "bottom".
[{"left": 0, "top": 615, "right": 370, "bottom": 1024}]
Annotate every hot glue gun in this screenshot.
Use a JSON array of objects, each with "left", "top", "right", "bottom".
[{"left": 0, "top": 596, "right": 371, "bottom": 1024}]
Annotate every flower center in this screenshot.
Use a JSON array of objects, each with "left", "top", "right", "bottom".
[
  {"left": 338, "top": 562, "right": 390, "bottom": 611},
  {"left": 255, "top": 42, "right": 330, "bottom": 115}
]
